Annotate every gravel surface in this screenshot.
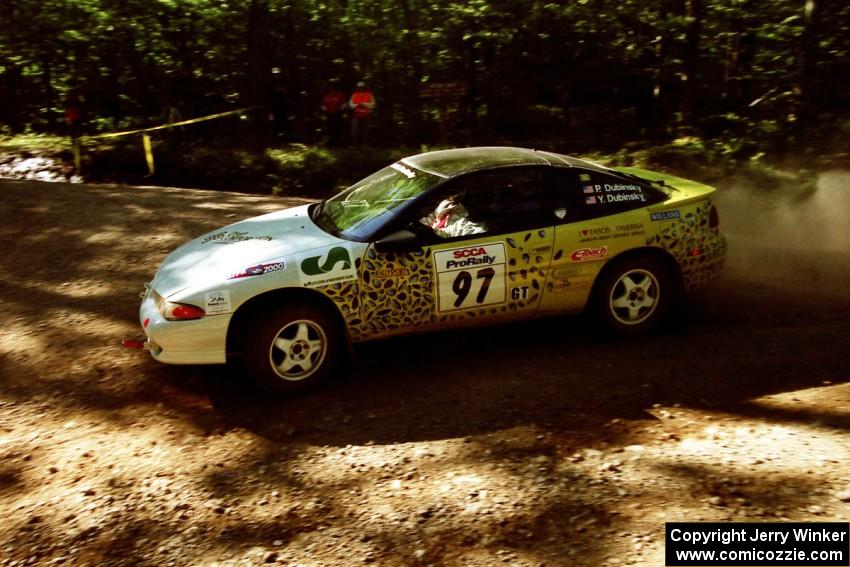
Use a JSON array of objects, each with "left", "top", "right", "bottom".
[{"left": 1, "top": 174, "right": 849, "bottom": 566}]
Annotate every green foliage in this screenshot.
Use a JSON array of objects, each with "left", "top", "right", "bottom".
[
  {"left": 2, "top": 0, "right": 848, "bottom": 143},
  {"left": 0, "top": 134, "right": 67, "bottom": 153},
  {"left": 76, "top": 136, "right": 410, "bottom": 197},
  {"left": 264, "top": 145, "right": 409, "bottom": 196},
  {"left": 1, "top": 0, "right": 848, "bottom": 193}
]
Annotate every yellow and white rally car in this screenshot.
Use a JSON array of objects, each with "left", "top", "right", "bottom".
[{"left": 139, "top": 147, "right": 726, "bottom": 392}]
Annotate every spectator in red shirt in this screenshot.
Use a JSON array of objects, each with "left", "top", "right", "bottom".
[
  {"left": 64, "top": 89, "right": 83, "bottom": 140},
  {"left": 320, "top": 84, "right": 347, "bottom": 145},
  {"left": 348, "top": 81, "right": 375, "bottom": 145}
]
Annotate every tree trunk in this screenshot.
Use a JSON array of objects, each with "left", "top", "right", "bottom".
[
  {"left": 651, "top": 0, "right": 674, "bottom": 137},
  {"left": 397, "top": 0, "right": 423, "bottom": 144},
  {"left": 42, "top": 58, "right": 55, "bottom": 131},
  {"left": 246, "top": 0, "right": 271, "bottom": 108},
  {"left": 799, "top": 0, "right": 820, "bottom": 126},
  {"left": 682, "top": 0, "right": 702, "bottom": 124}
]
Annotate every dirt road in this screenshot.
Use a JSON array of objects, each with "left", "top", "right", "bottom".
[{"left": 1, "top": 174, "right": 849, "bottom": 566}]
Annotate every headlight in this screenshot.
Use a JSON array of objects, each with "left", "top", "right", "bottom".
[{"left": 152, "top": 290, "right": 206, "bottom": 321}]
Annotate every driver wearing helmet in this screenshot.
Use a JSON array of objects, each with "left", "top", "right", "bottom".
[{"left": 431, "top": 196, "right": 485, "bottom": 238}]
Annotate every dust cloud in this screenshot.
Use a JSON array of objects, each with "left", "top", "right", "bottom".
[
  {"left": 713, "top": 169, "right": 850, "bottom": 294},
  {"left": 716, "top": 170, "right": 850, "bottom": 251}
]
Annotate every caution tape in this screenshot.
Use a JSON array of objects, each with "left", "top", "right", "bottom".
[
  {"left": 74, "top": 106, "right": 259, "bottom": 175},
  {"left": 81, "top": 107, "right": 258, "bottom": 141}
]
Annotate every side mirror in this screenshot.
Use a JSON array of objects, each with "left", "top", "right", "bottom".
[{"left": 374, "top": 229, "right": 421, "bottom": 253}]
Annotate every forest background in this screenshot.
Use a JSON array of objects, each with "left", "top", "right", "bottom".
[{"left": 1, "top": 0, "right": 848, "bottom": 194}]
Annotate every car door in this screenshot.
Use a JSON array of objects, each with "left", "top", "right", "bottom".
[
  {"left": 539, "top": 167, "right": 660, "bottom": 313},
  {"left": 358, "top": 167, "right": 554, "bottom": 339}
]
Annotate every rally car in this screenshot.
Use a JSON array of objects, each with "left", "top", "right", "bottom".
[{"left": 138, "top": 147, "right": 726, "bottom": 392}]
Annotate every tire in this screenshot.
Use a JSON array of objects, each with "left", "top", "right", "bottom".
[
  {"left": 593, "top": 255, "right": 673, "bottom": 337},
  {"left": 242, "top": 303, "right": 342, "bottom": 394}
]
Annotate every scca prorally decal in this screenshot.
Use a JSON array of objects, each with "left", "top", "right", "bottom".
[
  {"left": 228, "top": 261, "right": 285, "bottom": 280},
  {"left": 570, "top": 246, "right": 607, "bottom": 262},
  {"left": 433, "top": 242, "right": 507, "bottom": 313},
  {"left": 650, "top": 210, "right": 681, "bottom": 221},
  {"left": 201, "top": 231, "right": 274, "bottom": 244},
  {"left": 298, "top": 245, "right": 357, "bottom": 288},
  {"left": 443, "top": 246, "right": 497, "bottom": 270}
]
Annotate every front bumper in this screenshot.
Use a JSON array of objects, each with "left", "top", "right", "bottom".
[{"left": 139, "top": 288, "right": 229, "bottom": 365}]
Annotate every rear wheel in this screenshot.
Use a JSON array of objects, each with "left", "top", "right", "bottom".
[
  {"left": 242, "top": 303, "right": 341, "bottom": 394},
  {"left": 594, "top": 256, "right": 673, "bottom": 336}
]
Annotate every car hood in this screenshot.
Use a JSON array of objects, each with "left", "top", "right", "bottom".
[{"left": 152, "top": 204, "right": 337, "bottom": 297}]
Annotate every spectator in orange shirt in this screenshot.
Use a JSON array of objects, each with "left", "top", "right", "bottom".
[{"left": 348, "top": 81, "right": 375, "bottom": 145}]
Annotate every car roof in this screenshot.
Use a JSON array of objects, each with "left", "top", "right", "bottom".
[{"left": 400, "top": 146, "right": 612, "bottom": 178}]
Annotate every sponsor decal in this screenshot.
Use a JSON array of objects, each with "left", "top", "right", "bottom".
[
  {"left": 580, "top": 224, "right": 645, "bottom": 242},
  {"left": 389, "top": 163, "right": 416, "bottom": 178},
  {"left": 579, "top": 173, "right": 592, "bottom": 182},
  {"left": 229, "top": 261, "right": 286, "bottom": 280},
  {"left": 298, "top": 245, "right": 356, "bottom": 287},
  {"left": 554, "top": 208, "right": 567, "bottom": 219},
  {"left": 580, "top": 226, "right": 611, "bottom": 239},
  {"left": 650, "top": 210, "right": 681, "bottom": 221},
  {"left": 614, "top": 223, "right": 644, "bottom": 232},
  {"left": 552, "top": 266, "right": 583, "bottom": 278},
  {"left": 434, "top": 243, "right": 507, "bottom": 312},
  {"left": 205, "top": 291, "right": 231, "bottom": 314},
  {"left": 570, "top": 246, "right": 608, "bottom": 262},
  {"left": 434, "top": 244, "right": 506, "bottom": 271},
  {"left": 553, "top": 276, "right": 592, "bottom": 292},
  {"left": 202, "top": 231, "right": 273, "bottom": 245},
  {"left": 375, "top": 267, "right": 410, "bottom": 279}
]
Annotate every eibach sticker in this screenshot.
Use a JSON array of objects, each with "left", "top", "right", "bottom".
[{"left": 570, "top": 246, "right": 607, "bottom": 262}]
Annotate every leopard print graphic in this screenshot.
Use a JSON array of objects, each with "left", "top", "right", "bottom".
[
  {"left": 645, "top": 200, "right": 726, "bottom": 290},
  {"left": 317, "top": 230, "right": 552, "bottom": 341}
]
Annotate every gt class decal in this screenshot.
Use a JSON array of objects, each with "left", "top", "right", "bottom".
[
  {"left": 297, "top": 245, "right": 356, "bottom": 288},
  {"left": 433, "top": 243, "right": 507, "bottom": 313},
  {"left": 570, "top": 246, "right": 607, "bottom": 262}
]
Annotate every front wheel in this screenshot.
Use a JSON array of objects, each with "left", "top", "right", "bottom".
[
  {"left": 593, "top": 256, "right": 673, "bottom": 337},
  {"left": 242, "top": 303, "right": 342, "bottom": 394}
]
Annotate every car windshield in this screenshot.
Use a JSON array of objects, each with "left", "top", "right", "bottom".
[{"left": 312, "top": 163, "right": 442, "bottom": 241}]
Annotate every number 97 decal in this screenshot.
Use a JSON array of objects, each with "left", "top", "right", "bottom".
[{"left": 434, "top": 243, "right": 507, "bottom": 313}]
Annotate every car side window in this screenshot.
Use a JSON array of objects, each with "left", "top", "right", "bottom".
[
  {"left": 417, "top": 168, "right": 547, "bottom": 239},
  {"left": 550, "top": 168, "right": 663, "bottom": 222}
]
